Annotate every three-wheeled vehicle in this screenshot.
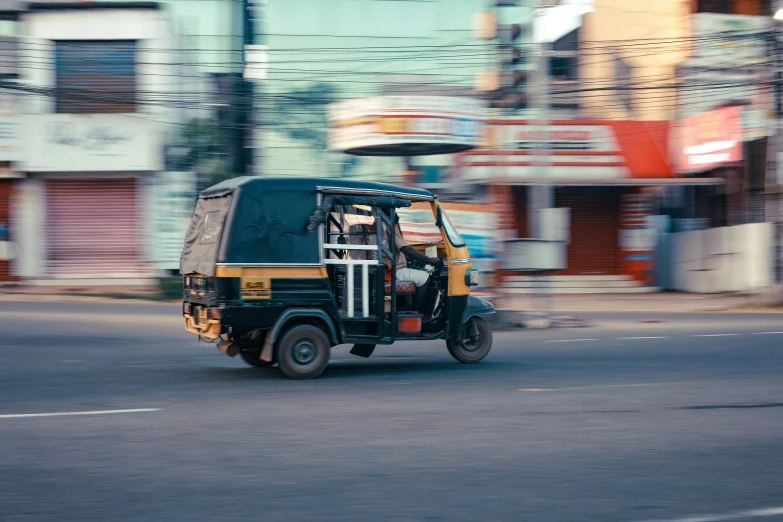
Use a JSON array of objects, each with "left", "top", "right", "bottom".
[{"left": 180, "top": 177, "right": 495, "bottom": 379}]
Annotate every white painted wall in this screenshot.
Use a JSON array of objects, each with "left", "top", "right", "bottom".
[
  {"left": 21, "top": 8, "right": 177, "bottom": 124},
  {"left": 12, "top": 177, "right": 45, "bottom": 278},
  {"left": 670, "top": 223, "right": 774, "bottom": 293}
]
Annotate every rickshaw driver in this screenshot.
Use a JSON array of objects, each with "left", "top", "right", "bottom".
[{"left": 365, "top": 216, "right": 442, "bottom": 314}]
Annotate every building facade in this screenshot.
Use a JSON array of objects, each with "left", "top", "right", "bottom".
[
  {"left": 14, "top": 2, "right": 176, "bottom": 284},
  {"left": 457, "top": 118, "right": 689, "bottom": 291}
]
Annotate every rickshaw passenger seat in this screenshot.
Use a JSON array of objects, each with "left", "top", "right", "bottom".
[
  {"left": 385, "top": 281, "right": 417, "bottom": 294},
  {"left": 346, "top": 224, "right": 415, "bottom": 295}
]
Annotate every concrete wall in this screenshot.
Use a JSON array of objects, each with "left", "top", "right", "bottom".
[
  {"left": 579, "top": 0, "right": 691, "bottom": 121},
  {"left": 669, "top": 223, "right": 774, "bottom": 293},
  {"left": 12, "top": 176, "right": 45, "bottom": 278}
]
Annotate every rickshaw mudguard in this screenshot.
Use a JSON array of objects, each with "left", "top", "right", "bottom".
[
  {"left": 260, "top": 308, "right": 341, "bottom": 362},
  {"left": 448, "top": 295, "right": 495, "bottom": 340},
  {"left": 462, "top": 295, "right": 495, "bottom": 322}
]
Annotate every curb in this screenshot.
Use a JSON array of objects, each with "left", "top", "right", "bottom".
[{"left": 0, "top": 292, "right": 180, "bottom": 305}]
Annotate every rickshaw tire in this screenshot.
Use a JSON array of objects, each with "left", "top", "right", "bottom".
[
  {"left": 239, "top": 349, "right": 276, "bottom": 368},
  {"left": 276, "top": 324, "right": 331, "bottom": 380},
  {"left": 446, "top": 316, "right": 492, "bottom": 364}
]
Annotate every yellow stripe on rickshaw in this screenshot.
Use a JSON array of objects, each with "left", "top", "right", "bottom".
[{"left": 214, "top": 266, "right": 328, "bottom": 278}]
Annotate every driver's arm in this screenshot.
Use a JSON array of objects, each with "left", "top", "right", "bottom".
[
  {"left": 394, "top": 228, "right": 439, "bottom": 265},
  {"left": 401, "top": 245, "right": 439, "bottom": 266}
]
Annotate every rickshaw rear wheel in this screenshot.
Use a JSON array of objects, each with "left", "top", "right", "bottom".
[
  {"left": 447, "top": 316, "right": 492, "bottom": 364},
  {"left": 239, "top": 349, "right": 276, "bottom": 368},
  {"left": 276, "top": 324, "right": 331, "bottom": 380}
]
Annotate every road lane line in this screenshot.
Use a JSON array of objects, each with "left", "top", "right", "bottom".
[
  {"left": 517, "top": 381, "right": 717, "bottom": 393},
  {"left": 0, "top": 408, "right": 162, "bottom": 419},
  {"left": 690, "top": 334, "right": 741, "bottom": 337},
  {"left": 753, "top": 332, "right": 783, "bottom": 335},
  {"left": 634, "top": 506, "right": 783, "bottom": 522},
  {"left": 616, "top": 336, "right": 670, "bottom": 340},
  {"left": 543, "top": 338, "right": 599, "bottom": 343}
]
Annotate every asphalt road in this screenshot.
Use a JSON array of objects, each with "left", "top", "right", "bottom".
[{"left": 0, "top": 300, "right": 782, "bottom": 522}]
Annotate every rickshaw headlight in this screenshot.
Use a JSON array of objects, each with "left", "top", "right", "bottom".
[
  {"left": 465, "top": 269, "right": 480, "bottom": 286},
  {"left": 184, "top": 276, "right": 191, "bottom": 287}
]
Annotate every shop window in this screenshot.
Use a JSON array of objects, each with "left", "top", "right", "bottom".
[
  {"left": 55, "top": 40, "right": 137, "bottom": 113},
  {"left": 549, "top": 56, "right": 577, "bottom": 81}
]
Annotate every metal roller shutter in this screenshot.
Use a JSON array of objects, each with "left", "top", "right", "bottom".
[
  {"left": 555, "top": 187, "right": 621, "bottom": 275},
  {"left": 0, "top": 180, "right": 11, "bottom": 281},
  {"left": 511, "top": 186, "right": 529, "bottom": 238},
  {"left": 46, "top": 179, "right": 146, "bottom": 278}
]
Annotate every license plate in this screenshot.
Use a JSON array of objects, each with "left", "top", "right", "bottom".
[
  {"left": 197, "top": 307, "right": 207, "bottom": 324},
  {"left": 240, "top": 278, "right": 271, "bottom": 299}
]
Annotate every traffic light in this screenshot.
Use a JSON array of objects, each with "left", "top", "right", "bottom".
[
  {"left": 473, "top": 5, "right": 527, "bottom": 109},
  {"left": 497, "top": 23, "right": 526, "bottom": 90}
]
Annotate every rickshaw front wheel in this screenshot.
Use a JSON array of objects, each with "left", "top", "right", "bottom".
[
  {"left": 276, "top": 324, "right": 331, "bottom": 380},
  {"left": 447, "top": 316, "right": 492, "bottom": 364}
]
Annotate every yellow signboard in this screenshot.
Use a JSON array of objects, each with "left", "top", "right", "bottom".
[{"left": 240, "top": 278, "right": 271, "bottom": 299}]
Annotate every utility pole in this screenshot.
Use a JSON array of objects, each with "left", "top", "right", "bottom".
[
  {"left": 529, "top": 0, "right": 554, "bottom": 240},
  {"left": 773, "top": 8, "right": 783, "bottom": 284},
  {"left": 528, "top": 0, "right": 559, "bottom": 317}
]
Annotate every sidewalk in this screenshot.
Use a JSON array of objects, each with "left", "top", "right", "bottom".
[
  {"left": 502, "top": 288, "right": 783, "bottom": 314},
  {"left": 0, "top": 284, "right": 169, "bottom": 304}
]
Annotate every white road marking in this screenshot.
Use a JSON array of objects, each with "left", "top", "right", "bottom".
[
  {"left": 634, "top": 506, "right": 783, "bottom": 522},
  {"left": 616, "top": 336, "right": 670, "bottom": 340},
  {"left": 690, "top": 334, "right": 741, "bottom": 337},
  {"left": 518, "top": 381, "right": 716, "bottom": 393},
  {"left": 0, "top": 408, "right": 162, "bottom": 419},
  {"left": 543, "top": 338, "right": 599, "bottom": 343},
  {"left": 753, "top": 332, "right": 783, "bottom": 335}
]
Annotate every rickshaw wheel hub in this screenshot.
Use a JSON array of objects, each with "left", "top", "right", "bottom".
[{"left": 292, "top": 340, "right": 317, "bottom": 365}]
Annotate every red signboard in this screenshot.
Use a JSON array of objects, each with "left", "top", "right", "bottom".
[
  {"left": 677, "top": 106, "right": 742, "bottom": 172},
  {"left": 458, "top": 120, "right": 675, "bottom": 182}
]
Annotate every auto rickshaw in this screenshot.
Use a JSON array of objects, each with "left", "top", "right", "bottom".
[{"left": 180, "top": 177, "right": 495, "bottom": 379}]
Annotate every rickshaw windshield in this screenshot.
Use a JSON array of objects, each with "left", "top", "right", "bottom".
[{"left": 439, "top": 205, "right": 466, "bottom": 247}]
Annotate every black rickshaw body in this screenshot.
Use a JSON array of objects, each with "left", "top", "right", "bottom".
[{"left": 180, "top": 176, "right": 495, "bottom": 378}]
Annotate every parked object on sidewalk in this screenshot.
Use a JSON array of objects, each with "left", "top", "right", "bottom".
[{"left": 179, "top": 177, "right": 495, "bottom": 379}]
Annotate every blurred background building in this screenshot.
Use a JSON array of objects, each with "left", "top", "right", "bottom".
[{"left": 0, "top": 0, "right": 779, "bottom": 298}]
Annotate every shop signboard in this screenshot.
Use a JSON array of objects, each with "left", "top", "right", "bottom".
[
  {"left": 327, "top": 96, "right": 485, "bottom": 156},
  {"left": 459, "top": 119, "right": 674, "bottom": 182},
  {"left": 690, "top": 13, "right": 770, "bottom": 67},
  {"left": 676, "top": 106, "right": 743, "bottom": 173},
  {"left": 679, "top": 14, "right": 772, "bottom": 119},
  {"left": 22, "top": 114, "right": 163, "bottom": 172}
]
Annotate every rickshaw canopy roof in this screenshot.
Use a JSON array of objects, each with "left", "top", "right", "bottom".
[
  {"left": 201, "top": 176, "right": 435, "bottom": 201},
  {"left": 182, "top": 177, "right": 435, "bottom": 275}
]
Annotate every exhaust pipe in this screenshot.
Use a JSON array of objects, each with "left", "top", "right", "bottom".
[{"left": 217, "top": 340, "right": 238, "bottom": 357}]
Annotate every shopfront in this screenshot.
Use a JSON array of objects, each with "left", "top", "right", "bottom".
[
  {"left": 458, "top": 119, "right": 696, "bottom": 284},
  {"left": 18, "top": 114, "right": 163, "bottom": 283}
]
